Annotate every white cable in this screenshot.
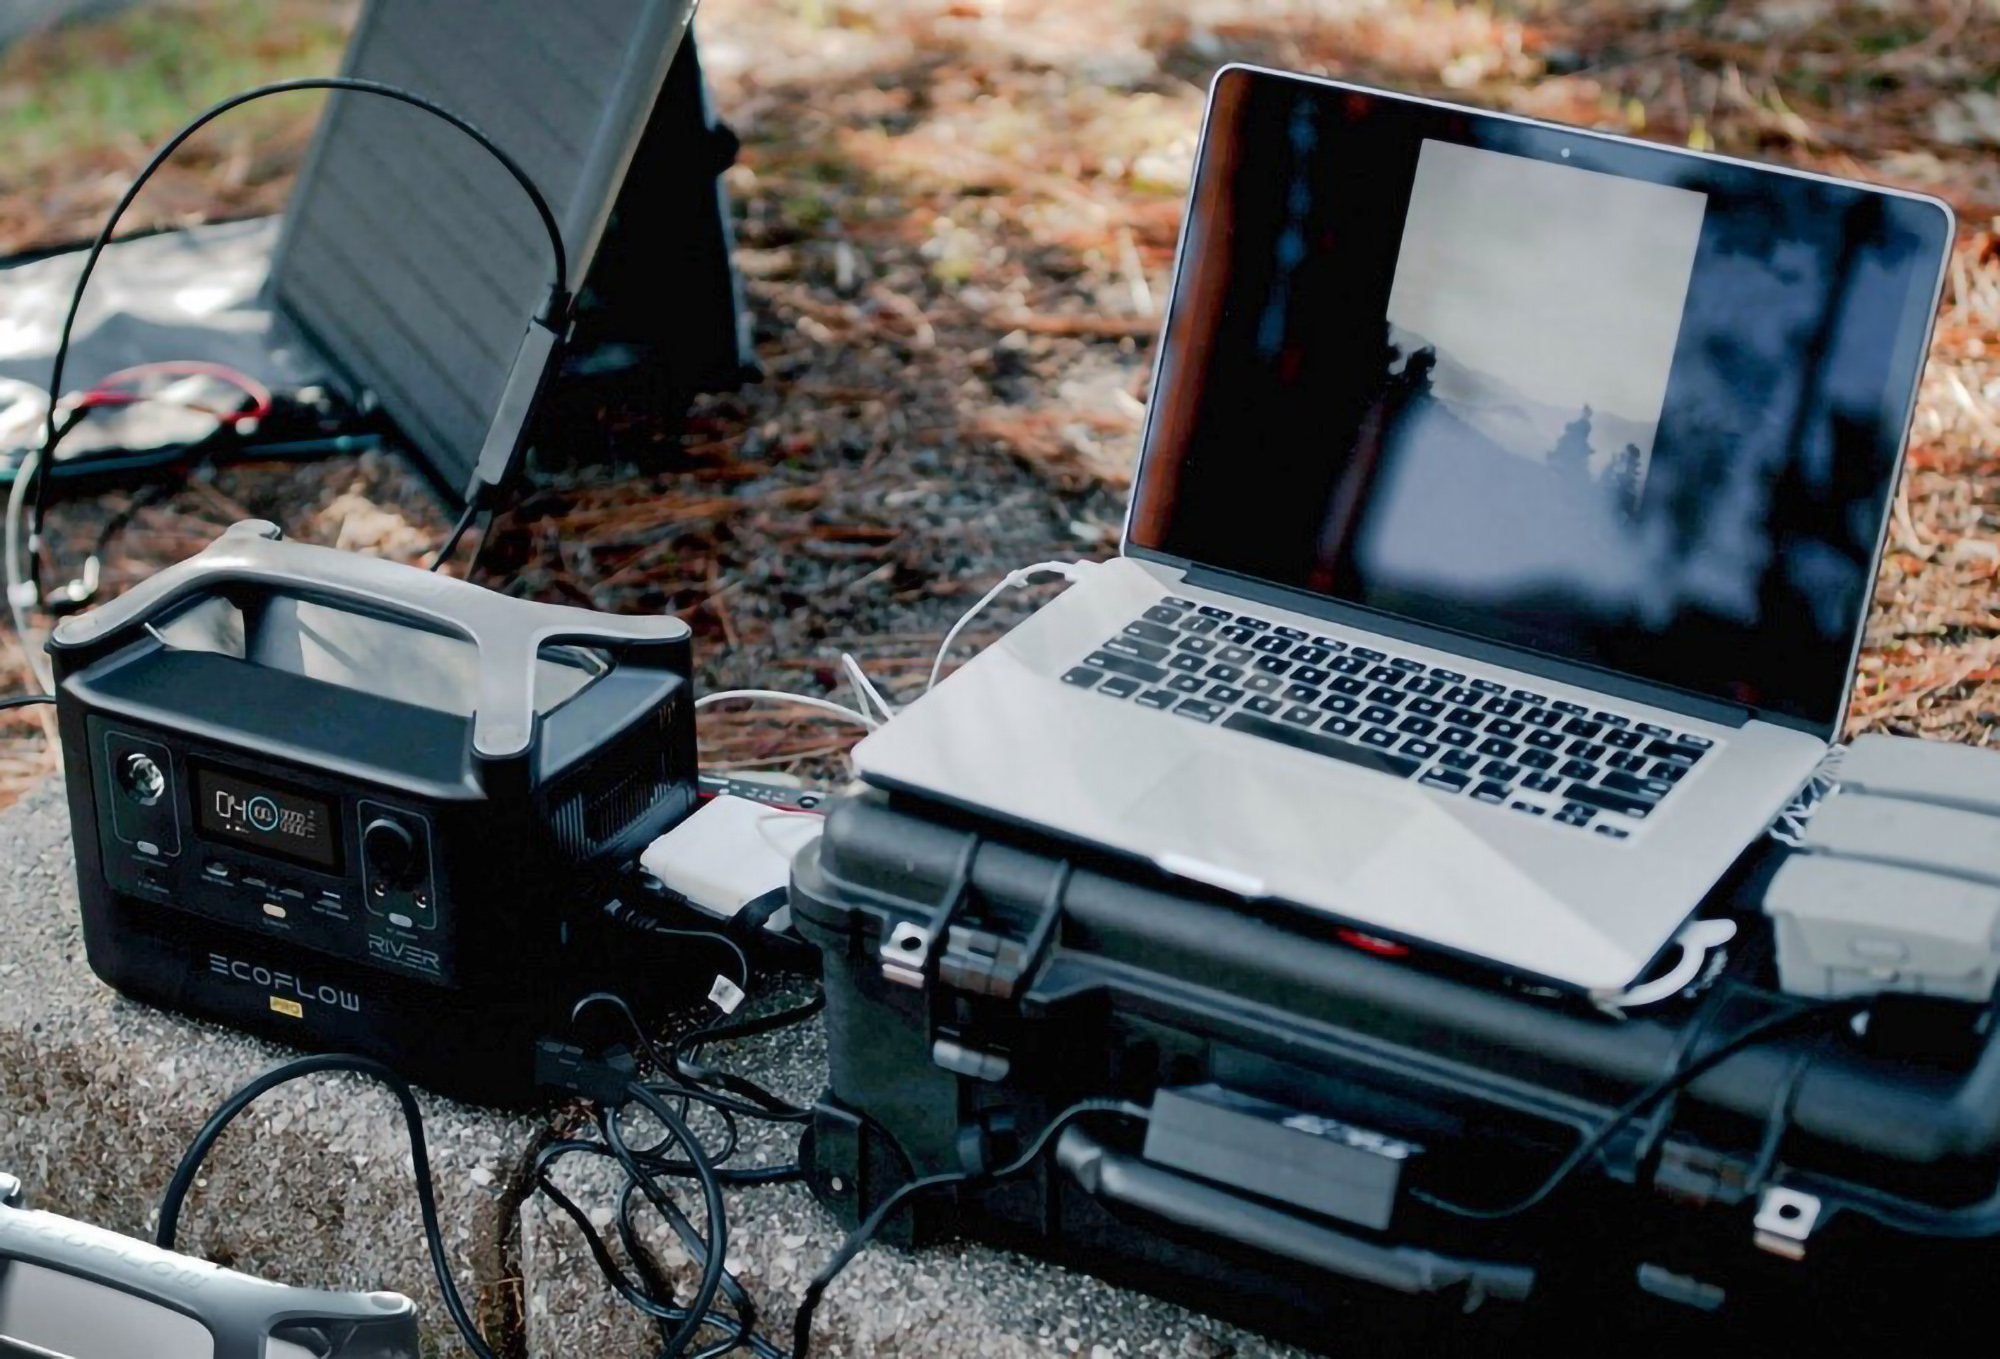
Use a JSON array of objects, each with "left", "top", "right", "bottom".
[
  {"left": 840, "top": 652, "right": 897, "bottom": 722},
  {"left": 694, "top": 688, "right": 879, "bottom": 730},
  {"left": 4, "top": 447, "right": 49, "bottom": 693},
  {"left": 927, "top": 560, "right": 1096, "bottom": 693}
]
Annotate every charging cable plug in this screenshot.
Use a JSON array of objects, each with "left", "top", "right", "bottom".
[
  {"left": 927, "top": 558, "right": 1102, "bottom": 692},
  {"left": 533, "top": 1039, "right": 638, "bottom": 1107}
]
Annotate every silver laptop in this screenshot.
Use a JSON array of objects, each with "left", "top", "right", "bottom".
[{"left": 854, "top": 66, "right": 1953, "bottom": 997}]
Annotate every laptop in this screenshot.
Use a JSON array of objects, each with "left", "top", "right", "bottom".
[{"left": 853, "top": 66, "right": 1954, "bottom": 997}]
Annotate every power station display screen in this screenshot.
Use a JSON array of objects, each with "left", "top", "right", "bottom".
[{"left": 193, "top": 764, "right": 341, "bottom": 871}]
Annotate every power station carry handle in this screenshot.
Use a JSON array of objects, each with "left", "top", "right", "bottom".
[
  {"left": 1054, "top": 1127, "right": 1536, "bottom": 1305},
  {"left": 48, "top": 520, "right": 692, "bottom": 760}
]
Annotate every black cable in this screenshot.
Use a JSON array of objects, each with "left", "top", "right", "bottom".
[
  {"left": 155, "top": 1053, "right": 501, "bottom": 1359},
  {"left": 619, "top": 1081, "right": 731, "bottom": 1357},
  {"left": 29, "top": 75, "right": 572, "bottom": 593},
  {"left": 430, "top": 499, "right": 484, "bottom": 573},
  {"left": 1412, "top": 997, "right": 1869, "bottom": 1221},
  {"left": 789, "top": 1099, "right": 1148, "bottom": 1359},
  {"left": 0, "top": 695, "right": 55, "bottom": 711}
]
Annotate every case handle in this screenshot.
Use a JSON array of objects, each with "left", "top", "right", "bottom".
[
  {"left": 48, "top": 520, "right": 691, "bottom": 760},
  {"left": 1056, "top": 1128, "right": 1534, "bottom": 1305}
]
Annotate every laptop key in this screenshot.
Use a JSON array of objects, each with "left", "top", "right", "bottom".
[
  {"left": 1206, "top": 663, "right": 1245, "bottom": 684},
  {"left": 1562, "top": 718, "right": 1604, "bottom": 739},
  {"left": 1361, "top": 705, "right": 1399, "bottom": 725},
  {"left": 1445, "top": 706, "right": 1482, "bottom": 727},
  {"left": 1608, "top": 751, "right": 1649, "bottom": 773},
  {"left": 1331, "top": 655, "right": 1368, "bottom": 675},
  {"left": 1105, "top": 637, "right": 1169, "bottom": 663},
  {"left": 1402, "top": 675, "right": 1444, "bottom": 697},
  {"left": 1352, "top": 647, "right": 1387, "bottom": 662},
  {"left": 1137, "top": 688, "right": 1176, "bottom": 710},
  {"left": 1169, "top": 675, "right": 1206, "bottom": 694},
  {"left": 1207, "top": 685, "right": 1247, "bottom": 705},
  {"left": 1177, "top": 636, "right": 1219, "bottom": 656},
  {"left": 1061, "top": 666, "right": 1102, "bottom": 689},
  {"left": 1222, "top": 713, "right": 1422, "bottom": 778},
  {"left": 1219, "top": 625, "right": 1256, "bottom": 645},
  {"left": 1330, "top": 676, "right": 1369, "bottom": 696},
  {"left": 1198, "top": 605, "right": 1234, "bottom": 619},
  {"left": 1439, "top": 727, "right": 1478, "bottom": 749},
  {"left": 1441, "top": 749, "right": 1480, "bottom": 771},
  {"left": 1321, "top": 694, "right": 1359, "bottom": 715},
  {"left": 1569, "top": 740, "right": 1607, "bottom": 762},
  {"left": 1322, "top": 716, "right": 1361, "bottom": 737},
  {"left": 1233, "top": 614, "right": 1270, "bottom": 630},
  {"left": 1244, "top": 695, "right": 1283, "bottom": 716},
  {"left": 1430, "top": 668, "right": 1466, "bottom": 683},
  {"left": 1520, "top": 748, "right": 1558, "bottom": 771},
  {"left": 1552, "top": 701, "right": 1588, "bottom": 716},
  {"left": 1421, "top": 768, "right": 1470, "bottom": 792},
  {"left": 1523, "top": 771, "right": 1562, "bottom": 793},
  {"left": 1601, "top": 771, "right": 1674, "bottom": 801},
  {"left": 1605, "top": 728, "right": 1645, "bottom": 750},
  {"left": 1525, "top": 729, "right": 1564, "bottom": 750},
  {"left": 1284, "top": 683, "right": 1321, "bottom": 705},
  {"left": 1099, "top": 676, "right": 1141, "bottom": 699},
  {"left": 1483, "top": 697, "right": 1523, "bottom": 718},
  {"left": 1245, "top": 674, "right": 1282, "bottom": 695},
  {"left": 1592, "top": 712, "right": 1631, "bottom": 728},
  {"left": 1471, "top": 780, "right": 1510, "bottom": 803},
  {"left": 1636, "top": 722, "right": 1671, "bottom": 737},
  {"left": 1366, "top": 665, "right": 1403, "bottom": 685},
  {"left": 1169, "top": 654, "right": 1205, "bottom": 673},
  {"left": 1175, "top": 699, "right": 1225, "bottom": 723},
  {"left": 1368, "top": 686, "right": 1405, "bottom": 706},
  {"left": 1471, "top": 679, "right": 1506, "bottom": 694},
  {"left": 1487, "top": 719, "right": 1525, "bottom": 739},
  {"left": 1523, "top": 707, "right": 1561, "bottom": 728},
  {"left": 1407, "top": 697, "right": 1445, "bottom": 718},
  {"left": 1252, "top": 634, "right": 1292, "bottom": 654},
  {"left": 1511, "top": 689, "right": 1548, "bottom": 704},
  {"left": 1560, "top": 758, "right": 1600, "bottom": 781},
  {"left": 1391, "top": 657, "right": 1426, "bottom": 671},
  {"left": 1216, "top": 645, "right": 1254, "bottom": 665},
  {"left": 1443, "top": 685, "right": 1481, "bottom": 706},
  {"left": 1164, "top": 597, "right": 1196, "bottom": 609},
  {"left": 1398, "top": 716, "right": 1438, "bottom": 737},
  {"left": 1142, "top": 606, "right": 1183, "bottom": 626},
  {"left": 1275, "top": 626, "right": 1309, "bottom": 640},
  {"left": 1185, "top": 616, "right": 1220, "bottom": 636},
  {"left": 1311, "top": 636, "right": 1346, "bottom": 650},
  {"left": 1255, "top": 656, "right": 1293, "bottom": 676},
  {"left": 1563, "top": 782, "right": 1653, "bottom": 818},
  {"left": 1477, "top": 738, "right": 1518, "bottom": 760},
  {"left": 1483, "top": 761, "right": 1522, "bottom": 782},
  {"left": 1402, "top": 738, "right": 1440, "bottom": 759},
  {"left": 1292, "top": 646, "right": 1331, "bottom": 666},
  {"left": 1083, "top": 652, "right": 1167, "bottom": 683},
  {"left": 1651, "top": 761, "right": 1688, "bottom": 782},
  {"left": 1293, "top": 666, "right": 1331, "bottom": 687},
  {"left": 1645, "top": 739, "right": 1702, "bottom": 764},
  {"left": 1594, "top": 824, "right": 1632, "bottom": 840},
  {"left": 1360, "top": 727, "right": 1399, "bottom": 749},
  {"left": 1283, "top": 704, "right": 1319, "bottom": 725},
  {"left": 1511, "top": 802, "right": 1548, "bottom": 817}
]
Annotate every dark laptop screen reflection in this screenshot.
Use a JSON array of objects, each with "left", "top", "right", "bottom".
[{"left": 1130, "top": 71, "right": 1948, "bottom": 733}]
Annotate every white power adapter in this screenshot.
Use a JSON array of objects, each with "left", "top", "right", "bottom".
[{"left": 639, "top": 794, "right": 824, "bottom": 936}]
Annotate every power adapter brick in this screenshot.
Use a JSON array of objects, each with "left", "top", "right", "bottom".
[{"left": 639, "top": 794, "right": 824, "bottom": 935}]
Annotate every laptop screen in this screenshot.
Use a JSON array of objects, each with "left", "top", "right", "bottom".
[{"left": 1127, "top": 68, "right": 1951, "bottom": 734}]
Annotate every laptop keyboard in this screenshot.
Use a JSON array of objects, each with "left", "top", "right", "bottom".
[{"left": 1062, "top": 598, "right": 1719, "bottom": 840}]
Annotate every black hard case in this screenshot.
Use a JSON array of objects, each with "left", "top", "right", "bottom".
[{"left": 791, "top": 789, "right": 2000, "bottom": 1354}]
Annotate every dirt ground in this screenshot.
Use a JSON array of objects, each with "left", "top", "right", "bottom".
[{"left": 2, "top": 0, "right": 1998, "bottom": 797}]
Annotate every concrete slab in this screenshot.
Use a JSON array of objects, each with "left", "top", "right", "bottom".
[{"left": 0, "top": 781, "right": 537, "bottom": 1356}]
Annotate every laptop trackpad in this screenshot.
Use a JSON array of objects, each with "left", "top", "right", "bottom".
[{"left": 1123, "top": 751, "right": 1418, "bottom": 895}]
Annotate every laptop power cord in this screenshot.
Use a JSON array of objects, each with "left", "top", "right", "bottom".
[{"left": 695, "top": 559, "right": 1100, "bottom": 755}]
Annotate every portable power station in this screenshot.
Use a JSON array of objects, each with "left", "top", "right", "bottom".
[{"left": 49, "top": 520, "right": 697, "bottom": 1104}]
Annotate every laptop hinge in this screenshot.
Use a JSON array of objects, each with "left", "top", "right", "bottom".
[{"left": 1176, "top": 562, "right": 1756, "bottom": 730}]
